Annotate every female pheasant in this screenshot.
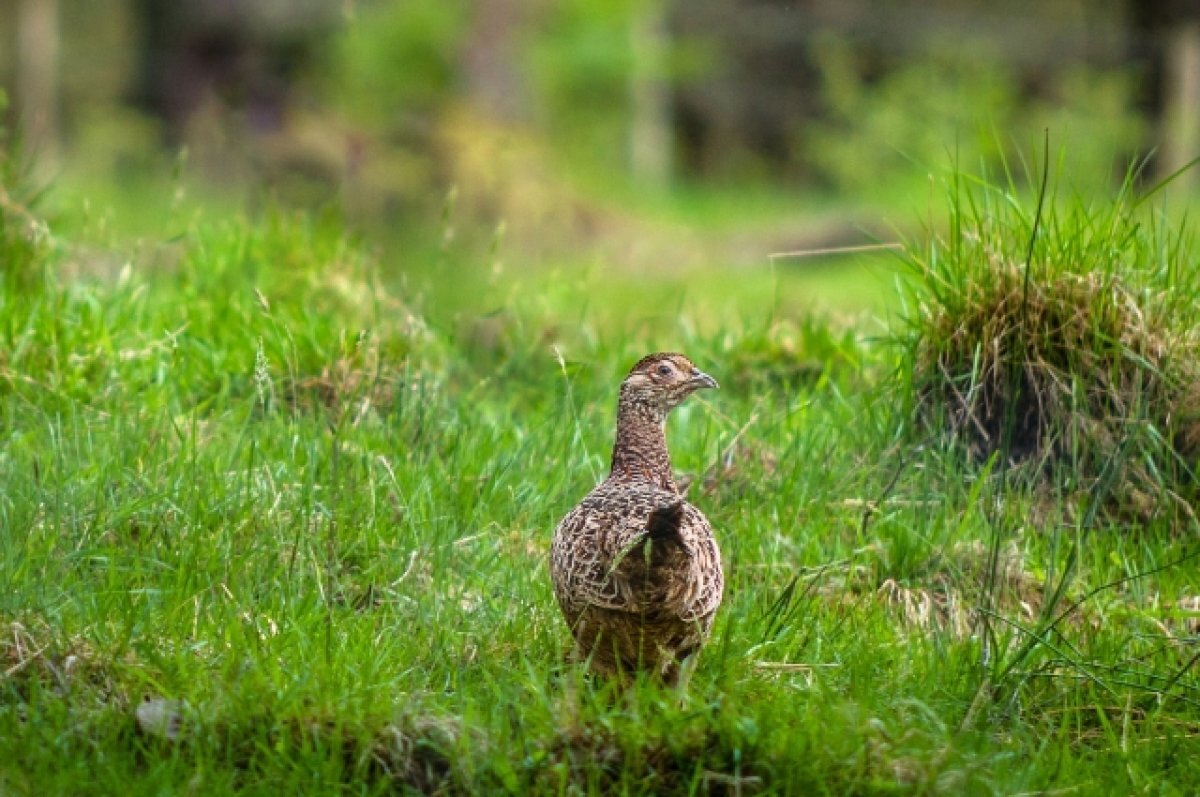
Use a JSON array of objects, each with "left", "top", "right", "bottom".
[{"left": 550, "top": 352, "right": 724, "bottom": 682}]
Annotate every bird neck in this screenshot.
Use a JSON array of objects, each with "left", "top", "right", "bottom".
[{"left": 609, "top": 396, "right": 676, "bottom": 491}]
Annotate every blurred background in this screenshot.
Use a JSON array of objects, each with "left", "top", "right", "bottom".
[{"left": 1, "top": 0, "right": 1197, "bottom": 309}]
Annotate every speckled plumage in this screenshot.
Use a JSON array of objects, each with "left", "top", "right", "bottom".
[{"left": 550, "top": 353, "right": 724, "bottom": 681}]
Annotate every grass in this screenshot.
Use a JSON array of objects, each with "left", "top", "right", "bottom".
[
  {"left": 2, "top": 161, "right": 1200, "bottom": 795},
  {"left": 899, "top": 158, "right": 1200, "bottom": 532}
]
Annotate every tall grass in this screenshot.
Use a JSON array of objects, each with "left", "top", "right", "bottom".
[
  {"left": 2, "top": 161, "right": 1200, "bottom": 795},
  {"left": 893, "top": 153, "right": 1200, "bottom": 748}
]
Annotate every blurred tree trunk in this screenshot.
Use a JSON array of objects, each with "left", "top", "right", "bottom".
[
  {"left": 463, "top": 0, "right": 526, "bottom": 122},
  {"left": 15, "top": 0, "right": 60, "bottom": 171},
  {"left": 1130, "top": 0, "right": 1200, "bottom": 192},
  {"left": 629, "top": 1, "right": 672, "bottom": 189},
  {"left": 1161, "top": 21, "right": 1200, "bottom": 193}
]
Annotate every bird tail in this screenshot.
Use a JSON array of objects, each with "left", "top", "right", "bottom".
[
  {"left": 606, "top": 498, "right": 689, "bottom": 578},
  {"left": 647, "top": 498, "right": 686, "bottom": 548}
]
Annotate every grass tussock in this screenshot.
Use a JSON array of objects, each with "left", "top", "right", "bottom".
[{"left": 902, "top": 168, "right": 1200, "bottom": 520}]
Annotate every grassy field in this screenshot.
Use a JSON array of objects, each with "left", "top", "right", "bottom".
[{"left": 3, "top": 165, "right": 1200, "bottom": 795}]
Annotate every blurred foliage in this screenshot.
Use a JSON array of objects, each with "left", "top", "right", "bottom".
[
  {"left": 0, "top": 89, "right": 51, "bottom": 293},
  {"left": 0, "top": 0, "right": 1177, "bottom": 261},
  {"left": 315, "top": 0, "right": 706, "bottom": 180},
  {"left": 805, "top": 36, "right": 1146, "bottom": 197},
  {"left": 806, "top": 36, "right": 1017, "bottom": 193},
  {"left": 318, "top": 0, "right": 469, "bottom": 128},
  {"left": 525, "top": 0, "right": 708, "bottom": 173},
  {"left": 1026, "top": 68, "right": 1148, "bottom": 192},
  {"left": 68, "top": 105, "right": 166, "bottom": 184},
  {"left": 526, "top": 0, "right": 638, "bottom": 165}
]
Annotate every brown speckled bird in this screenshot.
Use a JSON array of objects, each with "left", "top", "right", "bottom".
[{"left": 550, "top": 352, "right": 724, "bottom": 682}]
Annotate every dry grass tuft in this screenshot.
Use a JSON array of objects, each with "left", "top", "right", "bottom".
[
  {"left": 280, "top": 326, "right": 431, "bottom": 421},
  {"left": 285, "top": 357, "right": 399, "bottom": 418},
  {"left": 366, "top": 713, "right": 467, "bottom": 793},
  {"left": 874, "top": 540, "right": 1078, "bottom": 639},
  {"left": 912, "top": 259, "right": 1200, "bottom": 519},
  {"left": 1, "top": 619, "right": 112, "bottom": 698},
  {"left": 877, "top": 579, "right": 975, "bottom": 638}
]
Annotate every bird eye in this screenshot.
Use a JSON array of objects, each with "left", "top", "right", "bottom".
[{"left": 656, "top": 364, "right": 673, "bottom": 377}]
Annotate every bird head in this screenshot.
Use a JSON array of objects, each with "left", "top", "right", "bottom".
[{"left": 620, "top": 352, "right": 719, "bottom": 415}]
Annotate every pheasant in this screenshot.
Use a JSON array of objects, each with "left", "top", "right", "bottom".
[{"left": 550, "top": 352, "right": 724, "bottom": 682}]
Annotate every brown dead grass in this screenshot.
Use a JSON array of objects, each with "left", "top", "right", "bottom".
[
  {"left": 1, "top": 619, "right": 114, "bottom": 699},
  {"left": 875, "top": 540, "right": 1049, "bottom": 639},
  {"left": 914, "top": 261, "right": 1200, "bottom": 521}
]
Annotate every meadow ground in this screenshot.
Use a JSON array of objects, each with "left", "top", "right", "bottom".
[{"left": 2, "top": 167, "right": 1200, "bottom": 795}]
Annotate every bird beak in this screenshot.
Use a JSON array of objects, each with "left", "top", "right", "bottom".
[{"left": 689, "top": 369, "right": 719, "bottom": 390}]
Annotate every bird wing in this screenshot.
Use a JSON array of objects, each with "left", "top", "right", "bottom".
[
  {"left": 552, "top": 496, "right": 659, "bottom": 616},
  {"left": 552, "top": 484, "right": 719, "bottom": 620},
  {"left": 675, "top": 504, "right": 724, "bottom": 623}
]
